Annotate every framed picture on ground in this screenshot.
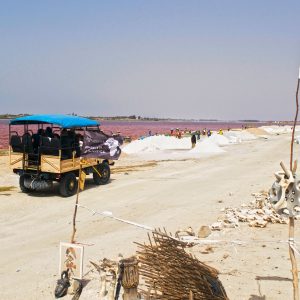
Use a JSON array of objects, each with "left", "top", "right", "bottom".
[{"left": 59, "top": 242, "right": 84, "bottom": 279}]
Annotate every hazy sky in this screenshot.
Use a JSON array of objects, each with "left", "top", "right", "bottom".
[{"left": 1, "top": 1, "right": 300, "bottom": 120}]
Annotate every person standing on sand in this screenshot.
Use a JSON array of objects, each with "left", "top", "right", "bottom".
[
  {"left": 207, "top": 129, "right": 212, "bottom": 137},
  {"left": 191, "top": 134, "right": 196, "bottom": 148}
]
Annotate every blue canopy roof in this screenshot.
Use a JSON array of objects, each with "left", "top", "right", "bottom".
[{"left": 10, "top": 114, "right": 100, "bottom": 128}]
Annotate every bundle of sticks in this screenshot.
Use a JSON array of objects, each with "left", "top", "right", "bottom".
[{"left": 136, "top": 229, "right": 228, "bottom": 300}]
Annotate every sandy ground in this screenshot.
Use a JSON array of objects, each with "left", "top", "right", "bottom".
[{"left": 1, "top": 133, "right": 300, "bottom": 299}]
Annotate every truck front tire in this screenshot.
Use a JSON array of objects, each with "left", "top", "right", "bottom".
[
  {"left": 93, "top": 163, "right": 110, "bottom": 185},
  {"left": 59, "top": 173, "right": 78, "bottom": 197}
]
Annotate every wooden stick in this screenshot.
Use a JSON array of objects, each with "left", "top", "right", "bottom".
[
  {"left": 293, "top": 160, "right": 298, "bottom": 175},
  {"left": 280, "top": 161, "right": 290, "bottom": 178},
  {"left": 290, "top": 77, "right": 300, "bottom": 170},
  {"left": 289, "top": 74, "right": 300, "bottom": 300},
  {"left": 289, "top": 217, "right": 299, "bottom": 300},
  {"left": 71, "top": 162, "right": 82, "bottom": 244}
]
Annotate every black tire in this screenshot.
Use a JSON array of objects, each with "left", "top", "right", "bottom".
[
  {"left": 59, "top": 173, "right": 78, "bottom": 197},
  {"left": 93, "top": 163, "right": 110, "bottom": 185},
  {"left": 19, "top": 174, "right": 31, "bottom": 193}
]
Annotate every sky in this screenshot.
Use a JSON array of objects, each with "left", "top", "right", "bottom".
[{"left": 0, "top": 1, "right": 300, "bottom": 121}]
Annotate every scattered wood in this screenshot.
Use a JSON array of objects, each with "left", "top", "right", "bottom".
[{"left": 136, "top": 229, "right": 228, "bottom": 300}]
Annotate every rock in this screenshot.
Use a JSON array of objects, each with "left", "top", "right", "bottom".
[
  {"left": 210, "top": 222, "right": 223, "bottom": 231},
  {"left": 197, "top": 226, "right": 212, "bottom": 238}
]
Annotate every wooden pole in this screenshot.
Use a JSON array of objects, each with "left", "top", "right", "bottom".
[
  {"left": 71, "top": 162, "right": 82, "bottom": 244},
  {"left": 290, "top": 75, "right": 300, "bottom": 170},
  {"left": 289, "top": 71, "right": 300, "bottom": 300},
  {"left": 189, "top": 290, "right": 194, "bottom": 300},
  {"left": 289, "top": 217, "right": 299, "bottom": 300}
]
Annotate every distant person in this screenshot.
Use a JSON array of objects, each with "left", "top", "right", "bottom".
[
  {"left": 207, "top": 129, "right": 212, "bottom": 137},
  {"left": 196, "top": 130, "right": 201, "bottom": 140},
  {"left": 191, "top": 134, "right": 196, "bottom": 148},
  {"left": 148, "top": 130, "right": 152, "bottom": 136},
  {"left": 218, "top": 129, "right": 223, "bottom": 135}
]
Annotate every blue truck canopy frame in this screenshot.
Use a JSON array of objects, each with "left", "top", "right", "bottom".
[{"left": 10, "top": 114, "right": 100, "bottom": 128}]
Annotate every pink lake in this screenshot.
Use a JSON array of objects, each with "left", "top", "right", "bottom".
[{"left": 0, "top": 119, "right": 268, "bottom": 149}]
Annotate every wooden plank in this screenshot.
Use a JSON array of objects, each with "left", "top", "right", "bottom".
[
  {"left": 41, "top": 155, "right": 61, "bottom": 173},
  {"left": 10, "top": 152, "right": 23, "bottom": 169},
  {"left": 60, "top": 157, "right": 100, "bottom": 173}
]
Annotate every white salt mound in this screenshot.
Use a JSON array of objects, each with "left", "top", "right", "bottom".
[
  {"left": 209, "top": 133, "right": 230, "bottom": 146},
  {"left": 223, "top": 131, "right": 257, "bottom": 143},
  {"left": 122, "top": 135, "right": 191, "bottom": 154},
  {"left": 190, "top": 138, "right": 225, "bottom": 154},
  {"left": 260, "top": 125, "right": 300, "bottom": 135}
]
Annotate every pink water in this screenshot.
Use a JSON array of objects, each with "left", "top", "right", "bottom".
[{"left": 0, "top": 119, "right": 267, "bottom": 149}]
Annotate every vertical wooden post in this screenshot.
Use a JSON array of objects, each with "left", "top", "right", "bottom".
[
  {"left": 121, "top": 257, "right": 139, "bottom": 300},
  {"left": 289, "top": 217, "right": 299, "bottom": 300},
  {"left": 71, "top": 161, "right": 82, "bottom": 244},
  {"left": 189, "top": 290, "right": 194, "bottom": 300},
  {"left": 289, "top": 70, "right": 300, "bottom": 300}
]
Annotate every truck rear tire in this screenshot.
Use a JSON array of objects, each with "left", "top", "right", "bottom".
[
  {"left": 93, "top": 163, "right": 110, "bottom": 185},
  {"left": 19, "top": 174, "right": 31, "bottom": 193},
  {"left": 59, "top": 173, "right": 78, "bottom": 197}
]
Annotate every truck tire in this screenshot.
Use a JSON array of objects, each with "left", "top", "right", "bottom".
[
  {"left": 93, "top": 163, "right": 110, "bottom": 185},
  {"left": 59, "top": 173, "right": 78, "bottom": 197},
  {"left": 19, "top": 174, "right": 31, "bottom": 193}
]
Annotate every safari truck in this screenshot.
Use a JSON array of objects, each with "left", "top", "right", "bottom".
[{"left": 9, "top": 114, "right": 121, "bottom": 197}]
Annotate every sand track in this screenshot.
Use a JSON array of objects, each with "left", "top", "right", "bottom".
[{"left": 0, "top": 134, "right": 300, "bottom": 299}]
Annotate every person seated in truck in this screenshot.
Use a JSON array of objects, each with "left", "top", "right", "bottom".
[
  {"left": 75, "top": 133, "right": 83, "bottom": 157},
  {"left": 45, "top": 127, "right": 54, "bottom": 138},
  {"left": 60, "top": 129, "right": 72, "bottom": 158},
  {"left": 32, "top": 128, "right": 45, "bottom": 153}
]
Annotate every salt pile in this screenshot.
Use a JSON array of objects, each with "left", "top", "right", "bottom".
[
  {"left": 260, "top": 125, "right": 300, "bottom": 135},
  {"left": 208, "top": 133, "right": 230, "bottom": 146},
  {"left": 223, "top": 130, "right": 257, "bottom": 143},
  {"left": 122, "top": 136, "right": 191, "bottom": 154},
  {"left": 122, "top": 130, "right": 260, "bottom": 160},
  {"left": 190, "top": 138, "right": 225, "bottom": 154}
]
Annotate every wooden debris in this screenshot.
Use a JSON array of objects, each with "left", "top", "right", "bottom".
[{"left": 136, "top": 229, "right": 228, "bottom": 300}]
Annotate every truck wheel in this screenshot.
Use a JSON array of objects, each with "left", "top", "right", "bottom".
[
  {"left": 19, "top": 174, "right": 31, "bottom": 193},
  {"left": 59, "top": 173, "right": 78, "bottom": 197},
  {"left": 93, "top": 163, "right": 110, "bottom": 185}
]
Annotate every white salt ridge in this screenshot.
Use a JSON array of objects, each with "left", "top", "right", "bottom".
[
  {"left": 261, "top": 125, "right": 300, "bottom": 135},
  {"left": 122, "top": 130, "right": 260, "bottom": 160}
]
